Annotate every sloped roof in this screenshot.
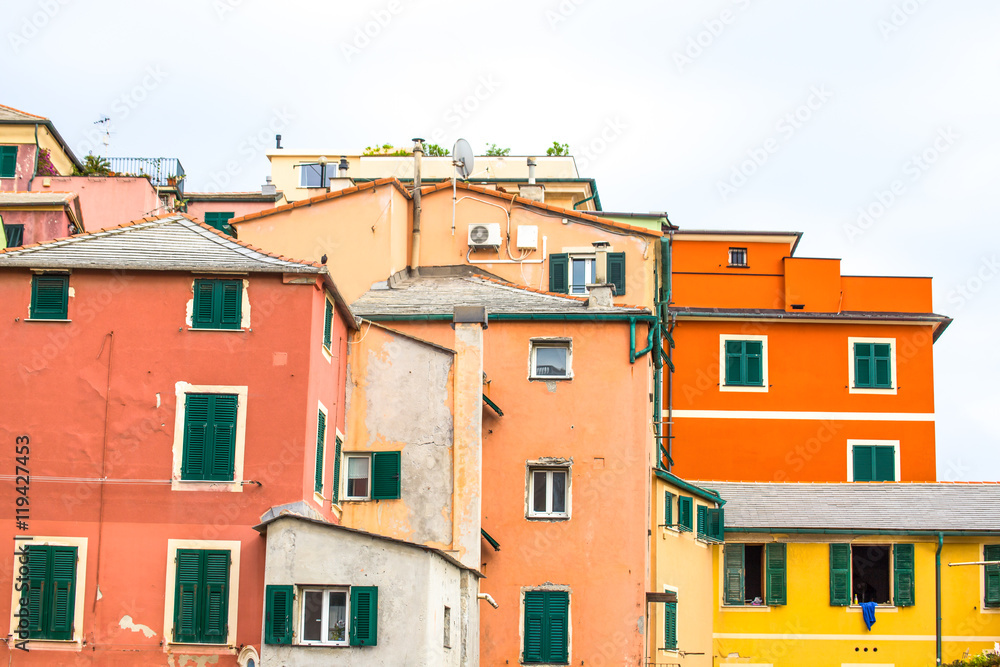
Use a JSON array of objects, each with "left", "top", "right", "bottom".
[
  {"left": 0, "top": 104, "right": 46, "bottom": 122},
  {"left": 0, "top": 191, "right": 76, "bottom": 206},
  {"left": 229, "top": 178, "right": 411, "bottom": 225},
  {"left": 0, "top": 214, "right": 324, "bottom": 274},
  {"left": 352, "top": 272, "right": 649, "bottom": 316},
  {"left": 696, "top": 481, "right": 1000, "bottom": 533}
]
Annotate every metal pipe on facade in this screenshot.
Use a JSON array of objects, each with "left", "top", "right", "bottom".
[
  {"left": 411, "top": 138, "right": 424, "bottom": 274},
  {"left": 527, "top": 157, "right": 536, "bottom": 184},
  {"left": 936, "top": 532, "right": 943, "bottom": 665}
]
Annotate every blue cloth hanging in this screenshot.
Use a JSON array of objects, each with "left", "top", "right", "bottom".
[{"left": 861, "top": 601, "right": 877, "bottom": 630}]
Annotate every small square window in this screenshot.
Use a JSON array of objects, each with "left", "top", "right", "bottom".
[
  {"left": 300, "top": 163, "right": 329, "bottom": 188},
  {"left": 720, "top": 335, "right": 768, "bottom": 392},
  {"left": 30, "top": 273, "right": 69, "bottom": 320},
  {"left": 301, "top": 588, "right": 348, "bottom": 645},
  {"left": 192, "top": 279, "right": 243, "bottom": 330},
  {"left": 3, "top": 223, "right": 24, "bottom": 248},
  {"left": 849, "top": 441, "right": 897, "bottom": 482},
  {"left": 528, "top": 466, "right": 569, "bottom": 519},
  {"left": 729, "top": 247, "right": 748, "bottom": 267},
  {"left": 342, "top": 451, "right": 402, "bottom": 501},
  {"left": 345, "top": 454, "right": 371, "bottom": 500},
  {"left": 530, "top": 340, "right": 572, "bottom": 380},
  {"left": 0, "top": 146, "right": 17, "bottom": 179}
]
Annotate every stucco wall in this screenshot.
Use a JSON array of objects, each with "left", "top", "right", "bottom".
[
  {"left": 0, "top": 207, "right": 74, "bottom": 246},
  {"left": 30, "top": 176, "right": 163, "bottom": 229}
]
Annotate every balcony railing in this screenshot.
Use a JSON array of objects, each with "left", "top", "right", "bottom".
[{"left": 106, "top": 157, "right": 185, "bottom": 194}]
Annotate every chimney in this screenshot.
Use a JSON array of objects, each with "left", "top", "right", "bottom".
[
  {"left": 411, "top": 138, "right": 424, "bottom": 275},
  {"left": 261, "top": 176, "right": 276, "bottom": 196},
  {"left": 587, "top": 241, "right": 614, "bottom": 308},
  {"left": 527, "top": 157, "right": 537, "bottom": 184},
  {"left": 520, "top": 157, "right": 545, "bottom": 203},
  {"left": 275, "top": 134, "right": 282, "bottom": 149},
  {"left": 338, "top": 156, "right": 349, "bottom": 177}
]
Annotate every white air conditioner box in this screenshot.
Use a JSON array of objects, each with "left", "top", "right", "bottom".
[
  {"left": 468, "top": 223, "right": 501, "bottom": 247},
  {"left": 516, "top": 225, "right": 538, "bottom": 250}
]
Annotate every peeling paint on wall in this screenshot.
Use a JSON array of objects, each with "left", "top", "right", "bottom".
[{"left": 119, "top": 614, "right": 156, "bottom": 638}]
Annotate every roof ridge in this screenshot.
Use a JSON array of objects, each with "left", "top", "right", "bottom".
[
  {"left": 0, "top": 103, "right": 47, "bottom": 120},
  {"left": 178, "top": 215, "right": 324, "bottom": 269},
  {"left": 229, "top": 177, "right": 410, "bottom": 226}
]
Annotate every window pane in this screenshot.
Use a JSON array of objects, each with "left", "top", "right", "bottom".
[
  {"left": 533, "top": 471, "right": 547, "bottom": 513},
  {"left": 551, "top": 471, "right": 566, "bottom": 513},
  {"left": 535, "top": 347, "right": 567, "bottom": 376},
  {"left": 302, "top": 163, "right": 324, "bottom": 187},
  {"left": 303, "top": 591, "right": 323, "bottom": 641},
  {"left": 327, "top": 591, "right": 347, "bottom": 642},
  {"left": 347, "top": 456, "right": 370, "bottom": 497}
]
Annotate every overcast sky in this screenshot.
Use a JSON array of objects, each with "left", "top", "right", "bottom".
[{"left": 7, "top": 0, "right": 999, "bottom": 480}]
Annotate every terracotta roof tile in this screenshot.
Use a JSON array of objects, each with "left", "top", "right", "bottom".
[{"left": 229, "top": 178, "right": 410, "bottom": 225}]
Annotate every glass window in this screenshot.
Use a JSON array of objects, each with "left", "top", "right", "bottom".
[
  {"left": 530, "top": 341, "right": 572, "bottom": 379},
  {"left": 570, "top": 257, "right": 595, "bottom": 295},
  {"left": 528, "top": 468, "right": 569, "bottom": 519},
  {"left": 346, "top": 455, "right": 370, "bottom": 499},
  {"left": 300, "top": 163, "right": 328, "bottom": 188},
  {"left": 300, "top": 589, "right": 348, "bottom": 645}
]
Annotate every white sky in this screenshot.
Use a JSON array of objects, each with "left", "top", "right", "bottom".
[{"left": 6, "top": 0, "right": 999, "bottom": 480}]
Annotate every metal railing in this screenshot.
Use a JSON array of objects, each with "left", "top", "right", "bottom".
[{"left": 106, "top": 157, "right": 185, "bottom": 194}]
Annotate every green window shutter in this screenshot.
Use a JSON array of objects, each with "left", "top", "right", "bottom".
[
  {"left": 549, "top": 253, "right": 569, "bottom": 294},
  {"left": 25, "top": 545, "right": 50, "bottom": 636},
  {"left": 31, "top": 274, "right": 69, "bottom": 319},
  {"left": 218, "top": 281, "right": 242, "bottom": 329},
  {"left": 696, "top": 505, "right": 708, "bottom": 538},
  {"left": 183, "top": 394, "right": 237, "bottom": 481},
  {"left": 664, "top": 491, "right": 673, "bottom": 527},
  {"left": 545, "top": 591, "right": 569, "bottom": 663},
  {"left": 678, "top": 497, "right": 693, "bottom": 531},
  {"left": 744, "top": 341, "right": 763, "bottom": 385},
  {"left": 873, "top": 344, "right": 892, "bottom": 387},
  {"left": 853, "top": 445, "right": 874, "bottom": 482},
  {"left": 984, "top": 545, "right": 1000, "bottom": 608},
  {"left": 893, "top": 543, "right": 915, "bottom": 607},
  {"left": 174, "top": 550, "right": 202, "bottom": 643},
  {"left": 193, "top": 279, "right": 241, "bottom": 329},
  {"left": 264, "top": 585, "right": 294, "bottom": 644},
  {"left": 0, "top": 146, "right": 17, "bottom": 178},
  {"left": 193, "top": 280, "right": 217, "bottom": 328},
  {"left": 724, "top": 544, "right": 745, "bottom": 605},
  {"left": 314, "top": 411, "right": 326, "bottom": 494},
  {"left": 182, "top": 395, "right": 210, "bottom": 479},
  {"left": 708, "top": 508, "right": 725, "bottom": 541},
  {"left": 332, "top": 437, "right": 342, "bottom": 504},
  {"left": 766, "top": 543, "right": 787, "bottom": 606},
  {"left": 350, "top": 586, "right": 378, "bottom": 646},
  {"left": 323, "top": 298, "right": 333, "bottom": 350},
  {"left": 830, "top": 544, "right": 851, "bottom": 606},
  {"left": 48, "top": 546, "right": 77, "bottom": 639},
  {"left": 523, "top": 591, "right": 544, "bottom": 662},
  {"left": 202, "top": 551, "right": 230, "bottom": 643},
  {"left": 855, "top": 343, "right": 873, "bottom": 387},
  {"left": 371, "top": 451, "right": 401, "bottom": 500},
  {"left": 874, "top": 445, "right": 895, "bottom": 482},
  {"left": 204, "top": 212, "right": 235, "bottom": 235},
  {"left": 724, "top": 341, "right": 743, "bottom": 385},
  {"left": 663, "top": 601, "right": 677, "bottom": 650},
  {"left": 607, "top": 252, "right": 626, "bottom": 295},
  {"left": 209, "top": 395, "right": 238, "bottom": 481}
]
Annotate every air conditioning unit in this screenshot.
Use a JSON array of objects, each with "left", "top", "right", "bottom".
[{"left": 468, "top": 223, "right": 501, "bottom": 248}]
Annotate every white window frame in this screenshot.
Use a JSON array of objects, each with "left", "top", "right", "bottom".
[
  {"left": 728, "top": 247, "right": 748, "bottom": 267},
  {"left": 526, "top": 462, "right": 571, "bottom": 520},
  {"left": 7, "top": 536, "right": 88, "bottom": 649},
  {"left": 299, "top": 163, "right": 329, "bottom": 188},
  {"left": 529, "top": 338, "right": 573, "bottom": 381},
  {"left": 343, "top": 453, "right": 372, "bottom": 500},
  {"left": 568, "top": 255, "right": 596, "bottom": 295},
  {"left": 848, "top": 543, "right": 896, "bottom": 607},
  {"left": 847, "top": 439, "right": 900, "bottom": 482},
  {"left": 171, "top": 383, "right": 249, "bottom": 492},
  {"left": 298, "top": 586, "right": 350, "bottom": 646},
  {"left": 162, "top": 539, "right": 241, "bottom": 648},
  {"left": 848, "top": 336, "right": 897, "bottom": 395},
  {"left": 719, "top": 334, "right": 768, "bottom": 393}
]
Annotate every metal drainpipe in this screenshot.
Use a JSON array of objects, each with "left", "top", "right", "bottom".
[
  {"left": 411, "top": 138, "right": 423, "bottom": 274},
  {"left": 661, "top": 235, "right": 674, "bottom": 471},
  {"left": 936, "top": 532, "right": 943, "bottom": 665},
  {"left": 572, "top": 187, "right": 598, "bottom": 210}
]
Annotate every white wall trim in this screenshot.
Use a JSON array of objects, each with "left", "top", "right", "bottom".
[
  {"left": 719, "top": 334, "right": 769, "bottom": 393},
  {"left": 848, "top": 336, "right": 897, "bottom": 395},
  {"left": 714, "top": 632, "right": 994, "bottom": 642},
  {"left": 847, "top": 439, "right": 900, "bottom": 482},
  {"left": 171, "top": 382, "right": 249, "bottom": 493},
  {"left": 668, "top": 410, "right": 934, "bottom": 422},
  {"left": 162, "top": 539, "right": 241, "bottom": 651},
  {"left": 7, "top": 536, "right": 88, "bottom": 648}
]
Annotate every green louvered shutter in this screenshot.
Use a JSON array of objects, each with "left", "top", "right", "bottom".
[
  {"left": 725, "top": 341, "right": 743, "bottom": 385},
  {"left": 696, "top": 505, "right": 707, "bottom": 538},
  {"left": 873, "top": 343, "right": 892, "bottom": 387},
  {"left": 664, "top": 491, "right": 673, "bottom": 527},
  {"left": 607, "top": 252, "right": 626, "bottom": 295},
  {"left": 371, "top": 451, "right": 401, "bottom": 500},
  {"left": 0, "top": 146, "right": 17, "bottom": 178},
  {"left": 264, "top": 585, "right": 293, "bottom": 644},
  {"left": 48, "top": 547, "right": 76, "bottom": 639},
  {"left": 31, "top": 274, "right": 69, "bottom": 319},
  {"left": 204, "top": 212, "right": 235, "bottom": 235},
  {"left": 174, "top": 550, "right": 201, "bottom": 643},
  {"left": 25, "top": 546, "right": 48, "bottom": 635},
  {"left": 546, "top": 591, "right": 569, "bottom": 663},
  {"left": 218, "top": 281, "right": 242, "bottom": 329},
  {"left": 182, "top": 395, "right": 210, "bottom": 479},
  {"left": 202, "top": 551, "right": 230, "bottom": 643},
  {"left": 984, "top": 545, "right": 1000, "bottom": 608},
  {"left": 323, "top": 298, "right": 333, "bottom": 349},
  {"left": 855, "top": 343, "right": 873, "bottom": 387},
  {"left": 523, "top": 591, "right": 544, "bottom": 662},
  {"left": 314, "top": 411, "right": 326, "bottom": 494},
  {"left": 766, "top": 543, "right": 787, "bottom": 606},
  {"left": 830, "top": 544, "right": 851, "bottom": 606},
  {"left": 724, "top": 544, "right": 745, "bottom": 605},
  {"left": 853, "top": 445, "right": 874, "bottom": 482},
  {"left": 549, "top": 253, "right": 569, "bottom": 294},
  {"left": 193, "top": 280, "right": 217, "bottom": 328},
  {"left": 350, "top": 586, "right": 378, "bottom": 646},
  {"left": 678, "top": 497, "right": 693, "bottom": 531},
  {"left": 874, "top": 446, "right": 895, "bottom": 481},
  {"left": 893, "top": 544, "right": 915, "bottom": 607},
  {"left": 663, "top": 601, "right": 677, "bottom": 650},
  {"left": 209, "top": 395, "right": 238, "bottom": 481},
  {"left": 708, "top": 508, "right": 725, "bottom": 541},
  {"left": 744, "top": 341, "right": 763, "bottom": 385},
  {"left": 332, "top": 437, "right": 343, "bottom": 504}
]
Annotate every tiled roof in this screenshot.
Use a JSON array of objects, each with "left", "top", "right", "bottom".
[
  {"left": 0, "top": 213, "right": 324, "bottom": 274},
  {"left": 695, "top": 481, "right": 1000, "bottom": 533},
  {"left": 184, "top": 191, "right": 284, "bottom": 202},
  {"left": 352, "top": 273, "right": 649, "bottom": 316},
  {"left": 0, "top": 191, "right": 76, "bottom": 206},
  {"left": 0, "top": 104, "right": 47, "bottom": 122},
  {"left": 229, "top": 178, "right": 411, "bottom": 225}
]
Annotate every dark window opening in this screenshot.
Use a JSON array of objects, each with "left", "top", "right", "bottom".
[
  {"left": 4, "top": 224, "right": 24, "bottom": 247},
  {"left": 729, "top": 247, "right": 748, "bottom": 267},
  {"left": 853, "top": 545, "right": 891, "bottom": 604},
  {"left": 744, "top": 544, "right": 764, "bottom": 602}
]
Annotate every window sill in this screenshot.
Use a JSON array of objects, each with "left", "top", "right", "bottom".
[
  {"left": 529, "top": 376, "right": 572, "bottom": 382},
  {"left": 847, "top": 604, "right": 898, "bottom": 612},
  {"left": 719, "top": 384, "right": 768, "bottom": 393},
  {"left": 164, "top": 643, "right": 234, "bottom": 654},
  {"left": 721, "top": 604, "right": 772, "bottom": 612},
  {"left": 527, "top": 514, "right": 570, "bottom": 522},
  {"left": 187, "top": 327, "right": 246, "bottom": 332},
  {"left": 16, "top": 640, "right": 83, "bottom": 651},
  {"left": 848, "top": 386, "right": 898, "bottom": 396},
  {"left": 726, "top": 264, "right": 750, "bottom": 269},
  {"left": 297, "top": 642, "right": 349, "bottom": 648},
  {"left": 24, "top": 318, "right": 71, "bottom": 323},
  {"left": 172, "top": 479, "right": 243, "bottom": 493}
]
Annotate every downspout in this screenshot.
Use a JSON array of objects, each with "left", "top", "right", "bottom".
[
  {"left": 936, "top": 532, "right": 943, "bottom": 665},
  {"left": 662, "top": 233, "right": 674, "bottom": 470},
  {"left": 411, "top": 138, "right": 423, "bottom": 275},
  {"left": 27, "top": 123, "right": 40, "bottom": 191},
  {"left": 572, "top": 185, "right": 599, "bottom": 210}
]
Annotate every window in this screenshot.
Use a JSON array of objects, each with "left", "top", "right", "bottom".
[
  {"left": 192, "top": 279, "right": 243, "bottom": 330},
  {"left": 443, "top": 606, "right": 451, "bottom": 648},
  {"left": 23, "top": 545, "right": 77, "bottom": 640},
  {"left": 724, "top": 543, "right": 786, "bottom": 606},
  {"left": 663, "top": 491, "right": 673, "bottom": 528},
  {"left": 314, "top": 408, "right": 327, "bottom": 495},
  {"left": 323, "top": 296, "right": 333, "bottom": 351},
  {"left": 696, "top": 505, "right": 725, "bottom": 541},
  {"left": 721, "top": 336, "right": 766, "bottom": 389},
  {"left": 265, "top": 585, "right": 377, "bottom": 646},
  {"left": 729, "top": 247, "right": 748, "bottom": 267},
  {"left": 984, "top": 545, "right": 1000, "bottom": 608},
  {"left": 663, "top": 601, "right": 677, "bottom": 651},
  {"left": 173, "top": 549, "right": 231, "bottom": 644},
  {"left": 343, "top": 452, "right": 401, "bottom": 501},
  {"left": 204, "top": 212, "right": 235, "bottom": 235},
  {"left": 849, "top": 338, "right": 896, "bottom": 393},
  {"left": 299, "top": 163, "right": 330, "bottom": 188},
  {"left": 4, "top": 223, "right": 24, "bottom": 248},
  {"left": 528, "top": 467, "right": 569, "bottom": 519},
  {"left": 850, "top": 441, "right": 898, "bottom": 482},
  {"left": 530, "top": 339, "right": 572, "bottom": 380},
  {"left": 182, "top": 393, "right": 238, "bottom": 481},
  {"left": 332, "top": 436, "right": 343, "bottom": 504},
  {"left": 677, "top": 496, "right": 693, "bottom": 532},
  {"left": 0, "top": 146, "right": 17, "bottom": 178},
  {"left": 30, "top": 274, "right": 69, "bottom": 320},
  {"left": 548, "top": 252, "right": 626, "bottom": 296},
  {"left": 523, "top": 590, "right": 569, "bottom": 664},
  {"left": 829, "top": 543, "right": 913, "bottom": 607},
  {"left": 302, "top": 588, "right": 348, "bottom": 645}
]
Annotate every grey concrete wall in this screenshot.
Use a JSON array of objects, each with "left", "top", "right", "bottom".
[{"left": 260, "top": 517, "right": 477, "bottom": 667}]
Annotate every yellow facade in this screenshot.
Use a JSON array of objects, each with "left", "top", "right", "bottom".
[
  {"left": 0, "top": 124, "right": 76, "bottom": 175},
  {"left": 712, "top": 537, "right": 1000, "bottom": 666}
]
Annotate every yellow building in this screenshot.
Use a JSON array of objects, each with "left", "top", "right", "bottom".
[{"left": 695, "top": 482, "right": 1000, "bottom": 667}]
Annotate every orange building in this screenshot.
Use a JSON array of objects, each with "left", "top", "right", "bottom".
[{"left": 666, "top": 230, "right": 951, "bottom": 483}]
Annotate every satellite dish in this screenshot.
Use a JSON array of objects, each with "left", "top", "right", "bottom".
[{"left": 453, "top": 138, "right": 474, "bottom": 180}]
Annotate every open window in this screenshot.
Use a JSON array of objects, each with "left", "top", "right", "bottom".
[
  {"left": 829, "top": 543, "right": 913, "bottom": 606},
  {"left": 723, "top": 543, "right": 786, "bottom": 606}
]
